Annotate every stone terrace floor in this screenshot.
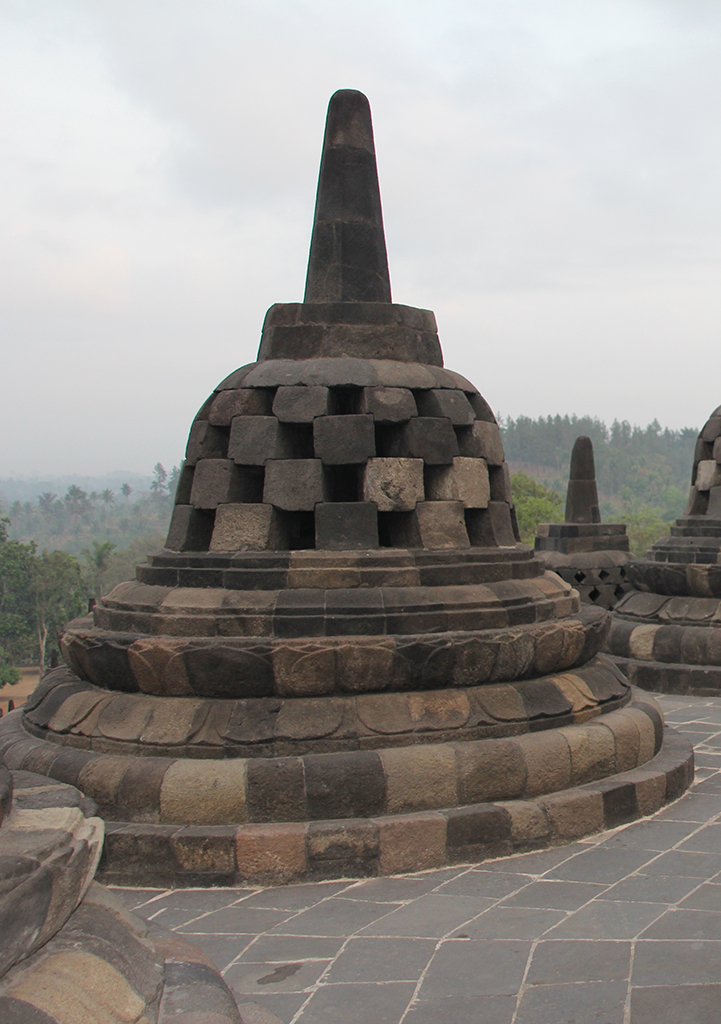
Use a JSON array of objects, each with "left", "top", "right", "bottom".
[{"left": 111, "top": 693, "right": 721, "bottom": 1024}]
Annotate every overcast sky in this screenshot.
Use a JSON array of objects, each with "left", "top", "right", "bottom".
[{"left": 2, "top": 0, "right": 721, "bottom": 477}]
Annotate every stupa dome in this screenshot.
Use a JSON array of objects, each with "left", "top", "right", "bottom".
[
  {"left": 0, "top": 91, "right": 691, "bottom": 886},
  {"left": 608, "top": 406, "right": 721, "bottom": 692}
]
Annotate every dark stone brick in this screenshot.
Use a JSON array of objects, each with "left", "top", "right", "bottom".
[
  {"left": 228, "top": 416, "right": 294, "bottom": 464},
  {"left": 190, "top": 460, "right": 253, "bottom": 509},
  {"left": 185, "top": 420, "right": 229, "bottom": 464},
  {"left": 601, "top": 781, "right": 639, "bottom": 828},
  {"left": 246, "top": 757, "right": 307, "bottom": 822},
  {"left": 445, "top": 804, "right": 512, "bottom": 859},
  {"left": 184, "top": 645, "right": 275, "bottom": 699},
  {"left": 416, "top": 389, "right": 474, "bottom": 425},
  {"left": 469, "top": 393, "right": 496, "bottom": 422},
  {"left": 273, "top": 385, "right": 330, "bottom": 422},
  {"left": 165, "top": 505, "right": 216, "bottom": 552},
  {"left": 635, "top": 701, "right": 664, "bottom": 753},
  {"left": 264, "top": 460, "right": 326, "bottom": 511},
  {"left": 82, "top": 640, "right": 139, "bottom": 693},
  {"left": 0, "top": 998, "right": 58, "bottom": 1024},
  {"left": 466, "top": 503, "right": 516, "bottom": 546},
  {"left": 517, "top": 680, "right": 573, "bottom": 722},
  {"left": 315, "top": 502, "right": 379, "bottom": 550},
  {"left": 360, "top": 387, "right": 417, "bottom": 423},
  {"left": 115, "top": 759, "right": 169, "bottom": 822},
  {"left": 385, "top": 418, "right": 459, "bottom": 464},
  {"left": 209, "top": 387, "right": 274, "bottom": 424},
  {"left": 304, "top": 750, "right": 386, "bottom": 819},
  {"left": 306, "top": 819, "right": 380, "bottom": 879},
  {"left": 0, "top": 864, "right": 53, "bottom": 977},
  {"left": 313, "top": 414, "right": 376, "bottom": 464}
]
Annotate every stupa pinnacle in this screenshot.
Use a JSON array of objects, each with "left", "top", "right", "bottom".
[
  {"left": 535, "top": 436, "right": 632, "bottom": 609},
  {"left": 0, "top": 91, "right": 691, "bottom": 886}
]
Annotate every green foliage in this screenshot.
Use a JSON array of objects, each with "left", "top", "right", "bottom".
[
  {"left": 501, "top": 414, "right": 697, "bottom": 551},
  {"left": 0, "top": 650, "right": 19, "bottom": 688},
  {"left": 82, "top": 539, "right": 118, "bottom": 598},
  {"left": 0, "top": 508, "right": 88, "bottom": 668},
  {"left": 510, "top": 472, "right": 563, "bottom": 545}
]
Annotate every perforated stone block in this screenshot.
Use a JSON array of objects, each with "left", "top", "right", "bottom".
[
  {"left": 385, "top": 417, "right": 459, "bottom": 464},
  {"left": 426, "top": 457, "right": 490, "bottom": 508},
  {"left": 273, "top": 386, "right": 330, "bottom": 422},
  {"left": 313, "top": 414, "right": 376, "bottom": 464},
  {"left": 208, "top": 388, "right": 273, "bottom": 425},
  {"left": 362, "top": 458, "right": 424, "bottom": 511},
  {"left": 696, "top": 460, "right": 721, "bottom": 491},
  {"left": 190, "top": 460, "right": 250, "bottom": 509},
  {"left": 416, "top": 389, "right": 474, "bottom": 425},
  {"left": 264, "top": 459, "right": 326, "bottom": 511},
  {"left": 210, "top": 504, "right": 284, "bottom": 551},
  {"left": 315, "top": 503, "right": 379, "bottom": 549},
  {"left": 360, "top": 387, "right": 417, "bottom": 423},
  {"left": 228, "top": 416, "right": 294, "bottom": 465},
  {"left": 457, "top": 421, "right": 505, "bottom": 465},
  {"left": 415, "top": 501, "right": 470, "bottom": 548}
]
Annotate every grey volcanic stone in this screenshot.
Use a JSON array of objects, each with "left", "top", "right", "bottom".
[
  {"left": 304, "top": 90, "right": 391, "bottom": 304},
  {"left": 416, "top": 389, "right": 474, "bottom": 426},
  {"left": 565, "top": 436, "right": 601, "bottom": 524},
  {"left": 314, "top": 415, "right": 376, "bottom": 464},
  {"left": 360, "top": 387, "right": 417, "bottom": 423},
  {"left": 315, "top": 503, "right": 379, "bottom": 549},
  {"left": 229, "top": 417, "right": 295, "bottom": 465},
  {"left": 385, "top": 418, "right": 459, "bottom": 464},
  {"left": 264, "top": 460, "right": 326, "bottom": 511},
  {"left": 273, "top": 386, "right": 330, "bottom": 422}
]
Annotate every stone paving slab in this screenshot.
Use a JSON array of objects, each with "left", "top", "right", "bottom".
[{"left": 111, "top": 692, "right": 721, "bottom": 1024}]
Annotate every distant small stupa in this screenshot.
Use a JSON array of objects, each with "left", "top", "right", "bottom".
[{"left": 535, "top": 436, "right": 632, "bottom": 609}]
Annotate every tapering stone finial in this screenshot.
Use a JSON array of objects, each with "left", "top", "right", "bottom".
[
  {"left": 304, "top": 90, "right": 391, "bottom": 303},
  {"left": 565, "top": 436, "right": 601, "bottom": 524}
]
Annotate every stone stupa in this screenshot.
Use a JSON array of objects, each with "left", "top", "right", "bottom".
[
  {"left": 0, "top": 91, "right": 692, "bottom": 886},
  {"left": 608, "top": 406, "right": 721, "bottom": 694},
  {"left": 535, "top": 436, "right": 632, "bottom": 609}
]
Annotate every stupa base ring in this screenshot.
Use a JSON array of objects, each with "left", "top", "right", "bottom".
[{"left": 97, "top": 730, "right": 694, "bottom": 886}]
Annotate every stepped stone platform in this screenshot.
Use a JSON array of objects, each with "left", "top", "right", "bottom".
[
  {"left": 0, "top": 762, "right": 243, "bottom": 1023},
  {"left": 535, "top": 436, "right": 632, "bottom": 610},
  {"left": 608, "top": 406, "right": 721, "bottom": 695},
  {"left": 0, "top": 89, "right": 692, "bottom": 885}
]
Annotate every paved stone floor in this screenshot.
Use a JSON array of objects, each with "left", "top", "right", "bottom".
[{"left": 112, "top": 693, "right": 721, "bottom": 1024}]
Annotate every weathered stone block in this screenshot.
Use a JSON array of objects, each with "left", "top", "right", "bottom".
[
  {"left": 263, "top": 459, "right": 326, "bottom": 510},
  {"left": 185, "top": 421, "right": 228, "bottom": 464},
  {"left": 696, "top": 460, "right": 721, "bottom": 491},
  {"left": 708, "top": 486, "right": 721, "bottom": 517},
  {"left": 362, "top": 458, "right": 424, "bottom": 511},
  {"left": 228, "top": 416, "right": 294, "bottom": 465},
  {"left": 210, "top": 504, "right": 284, "bottom": 551},
  {"left": 466, "top": 502, "right": 516, "bottom": 546},
  {"left": 315, "top": 503, "right": 379, "bottom": 549},
  {"left": 208, "top": 388, "right": 273, "bottom": 425},
  {"left": 385, "top": 417, "right": 459, "bottom": 464},
  {"left": 702, "top": 416, "right": 721, "bottom": 441},
  {"left": 273, "top": 385, "right": 330, "bottom": 422},
  {"left": 313, "top": 414, "right": 376, "bottom": 463},
  {"left": 415, "top": 501, "right": 470, "bottom": 548},
  {"left": 360, "top": 387, "right": 417, "bottom": 423},
  {"left": 426, "top": 457, "right": 490, "bottom": 508},
  {"left": 378, "top": 813, "right": 446, "bottom": 874},
  {"left": 190, "top": 460, "right": 249, "bottom": 509},
  {"left": 416, "top": 388, "right": 474, "bottom": 425},
  {"left": 165, "top": 506, "right": 215, "bottom": 552},
  {"left": 457, "top": 420, "right": 504, "bottom": 464}
]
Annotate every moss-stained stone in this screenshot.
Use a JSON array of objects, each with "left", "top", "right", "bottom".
[
  {"left": 235, "top": 822, "right": 306, "bottom": 883},
  {"left": 454, "top": 738, "right": 526, "bottom": 803},
  {"left": 381, "top": 744, "right": 456, "bottom": 813},
  {"left": 559, "top": 722, "right": 616, "bottom": 785},
  {"left": 522, "top": 731, "right": 572, "bottom": 797},
  {"left": 159, "top": 760, "right": 247, "bottom": 825},
  {"left": 378, "top": 812, "right": 446, "bottom": 874},
  {"left": 539, "top": 789, "right": 604, "bottom": 840}
]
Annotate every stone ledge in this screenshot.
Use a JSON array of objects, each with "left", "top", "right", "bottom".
[
  {"left": 93, "top": 729, "right": 693, "bottom": 886},
  {"left": 609, "top": 656, "right": 721, "bottom": 697},
  {"left": 0, "top": 692, "right": 670, "bottom": 828}
]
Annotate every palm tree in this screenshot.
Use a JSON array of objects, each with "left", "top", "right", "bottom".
[
  {"left": 100, "top": 489, "right": 115, "bottom": 506},
  {"left": 120, "top": 483, "right": 133, "bottom": 502},
  {"left": 82, "top": 540, "right": 117, "bottom": 599}
]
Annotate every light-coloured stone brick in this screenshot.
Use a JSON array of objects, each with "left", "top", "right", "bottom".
[
  {"left": 363, "top": 457, "right": 424, "bottom": 511},
  {"left": 426, "top": 457, "right": 490, "bottom": 508},
  {"left": 696, "top": 459, "right": 721, "bottom": 491},
  {"left": 159, "top": 759, "right": 247, "bottom": 825},
  {"left": 210, "top": 503, "right": 283, "bottom": 551}
]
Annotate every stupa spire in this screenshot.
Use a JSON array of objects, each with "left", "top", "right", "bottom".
[
  {"left": 304, "top": 89, "right": 391, "bottom": 303},
  {"left": 565, "top": 435, "right": 601, "bottom": 524}
]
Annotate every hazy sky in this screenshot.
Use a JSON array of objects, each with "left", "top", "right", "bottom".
[{"left": 2, "top": 0, "right": 721, "bottom": 477}]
